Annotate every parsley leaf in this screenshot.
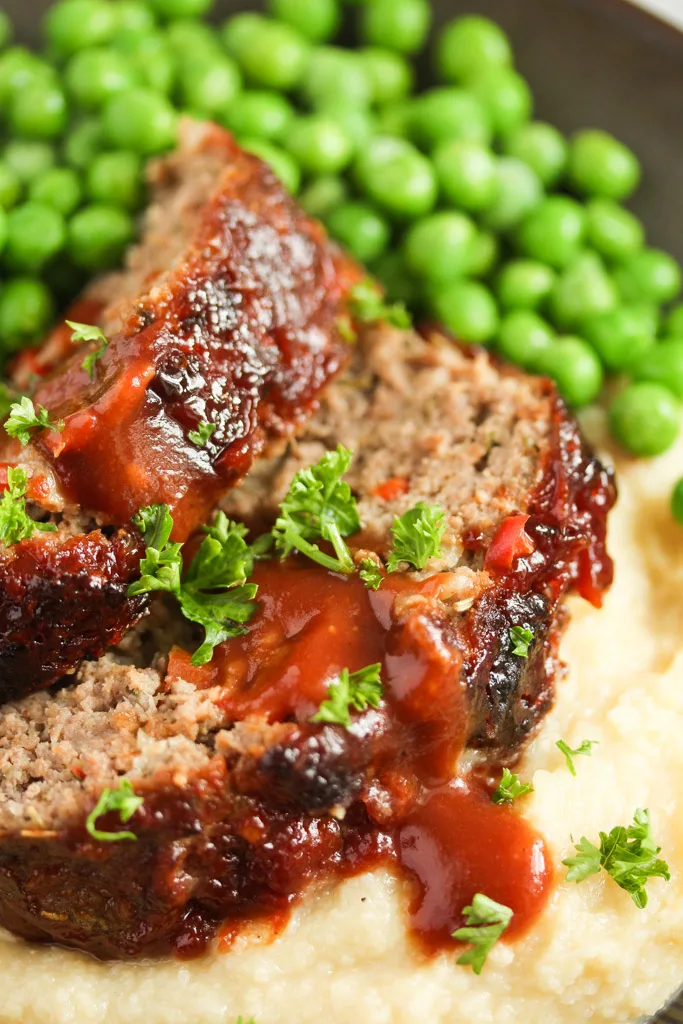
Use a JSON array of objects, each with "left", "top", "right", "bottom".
[
  {"left": 273, "top": 445, "right": 360, "bottom": 574},
  {"left": 311, "top": 663, "right": 383, "bottom": 729},
  {"left": 563, "top": 808, "right": 671, "bottom": 908},
  {"left": 556, "top": 738, "right": 599, "bottom": 776},
  {"left": 188, "top": 421, "right": 216, "bottom": 447},
  {"left": 509, "top": 624, "right": 534, "bottom": 658},
  {"left": 491, "top": 767, "right": 534, "bottom": 805},
  {"left": 453, "top": 893, "right": 513, "bottom": 975},
  {"left": 387, "top": 502, "right": 446, "bottom": 572},
  {"left": 349, "top": 278, "right": 412, "bottom": 330},
  {"left": 5, "top": 396, "right": 65, "bottom": 445},
  {"left": 85, "top": 779, "right": 143, "bottom": 843},
  {"left": 67, "top": 320, "right": 109, "bottom": 379},
  {"left": 359, "top": 556, "right": 383, "bottom": 591},
  {"left": 128, "top": 506, "right": 259, "bottom": 666},
  {"left": 0, "top": 466, "right": 57, "bottom": 545}
]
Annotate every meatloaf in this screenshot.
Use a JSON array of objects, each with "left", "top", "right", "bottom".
[
  {"left": 0, "top": 120, "right": 355, "bottom": 702},
  {"left": 0, "top": 321, "right": 615, "bottom": 960}
]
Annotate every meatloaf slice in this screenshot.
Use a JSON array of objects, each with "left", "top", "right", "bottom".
[
  {"left": 0, "top": 324, "right": 615, "bottom": 960},
  {"left": 0, "top": 120, "right": 355, "bottom": 702}
]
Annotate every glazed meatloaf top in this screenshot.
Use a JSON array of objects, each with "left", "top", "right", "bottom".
[{"left": 0, "top": 321, "right": 614, "bottom": 960}]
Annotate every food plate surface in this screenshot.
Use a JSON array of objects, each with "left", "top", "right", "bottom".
[{"left": 6, "top": 0, "right": 683, "bottom": 1020}]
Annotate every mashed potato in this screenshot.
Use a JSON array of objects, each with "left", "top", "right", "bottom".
[{"left": 2, "top": 414, "right": 682, "bottom": 1024}]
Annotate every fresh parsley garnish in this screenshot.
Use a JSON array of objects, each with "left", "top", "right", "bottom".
[
  {"left": 0, "top": 466, "right": 57, "bottom": 546},
  {"left": 273, "top": 445, "right": 360, "bottom": 574},
  {"left": 311, "top": 663, "right": 383, "bottom": 729},
  {"left": 85, "top": 779, "right": 143, "bottom": 843},
  {"left": 491, "top": 767, "right": 534, "bottom": 805},
  {"left": 359, "top": 556, "right": 383, "bottom": 590},
  {"left": 128, "top": 505, "right": 258, "bottom": 666},
  {"left": 509, "top": 624, "right": 534, "bottom": 658},
  {"left": 453, "top": 893, "right": 513, "bottom": 975},
  {"left": 349, "top": 278, "right": 412, "bottom": 330},
  {"left": 67, "top": 320, "right": 109, "bottom": 379},
  {"left": 556, "top": 738, "right": 598, "bottom": 776},
  {"left": 336, "top": 313, "right": 357, "bottom": 343},
  {"left": 387, "top": 502, "right": 446, "bottom": 572},
  {"left": 4, "top": 396, "right": 65, "bottom": 445},
  {"left": 563, "top": 808, "right": 670, "bottom": 909},
  {"left": 188, "top": 421, "right": 216, "bottom": 447}
]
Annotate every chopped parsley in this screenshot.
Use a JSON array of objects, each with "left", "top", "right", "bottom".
[
  {"left": 4, "top": 396, "right": 64, "bottom": 445},
  {"left": 188, "top": 421, "right": 216, "bottom": 448},
  {"left": 453, "top": 893, "right": 513, "bottom": 975},
  {"left": 387, "top": 502, "right": 446, "bottom": 572},
  {"left": 359, "top": 556, "right": 383, "bottom": 591},
  {"left": 349, "top": 278, "right": 412, "bottom": 330},
  {"left": 273, "top": 445, "right": 360, "bottom": 574},
  {"left": 556, "top": 738, "right": 599, "bottom": 776},
  {"left": 491, "top": 767, "right": 534, "bottom": 805},
  {"left": 128, "top": 505, "right": 259, "bottom": 666},
  {"left": 85, "top": 780, "right": 144, "bottom": 843},
  {"left": 0, "top": 466, "right": 56, "bottom": 546},
  {"left": 563, "top": 808, "right": 670, "bottom": 909},
  {"left": 67, "top": 319, "right": 108, "bottom": 379},
  {"left": 509, "top": 624, "right": 534, "bottom": 658},
  {"left": 311, "top": 663, "right": 383, "bottom": 729}
]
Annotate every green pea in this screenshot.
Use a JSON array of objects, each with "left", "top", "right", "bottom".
[
  {"left": 112, "top": 2, "right": 156, "bottom": 39},
  {"left": 496, "top": 260, "right": 556, "bottom": 311},
  {"left": 360, "top": 0, "right": 431, "bottom": 55},
  {"left": 427, "top": 280, "right": 499, "bottom": 344},
  {"left": 583, "top": 305, "right": 655, "bottom": 371},
  {"left": 29, "top": 167, "right": 82, "bottom": 215},
  {"left": 549, "top": 252, "right": 617, "bottom": 329},
  {"left": 65, "top": 48, "right": 139, "bottom": 110},
  {"left": 5, "top": 202, "right": 66, "bottom": 270},
  {"left": 322, "top": 104, "right": 377, "bottom": 150},
  {"left": 269, "top": 0, "right": 340, "bottom": 43},
  {"left": 286, "top": 116, "right": 353, "bottom": 174},
  {"left": 671, "top": 478, "right": 683, "bottom": 526},
  {"left": 300, "top": 47, "right": 372, "bottom": 110},
  {"left": 404, "top": 211, "right": 477, "bottom": 281},
  {"left": 68, "top": 203, "right": 134, "bottom": 270},
  {"left": 179, "top": 55, "right": 242, "bottom": 116},
  {"left": 502, "top": 121, "right": 568, "bottom": 188},
  {"left": 4, "top": 140, "right": 55, "bottom": 183},
  {"left": 222, "top": 13, "right": 265, "bottom": 54},
  {"left": 585, "top": 198, "right": 644, "bottom": 263},
  {"left": 433, "top": 139, "right": 499, "bottom": 212},
  {"left": 103, "top": 88, "right": 178, "bottom": 155},
  {"left": 540, "top": 336, "right": 604, "bottom": 407},
  {"left": 409, "top": 88, "right": 492, "bottom": 149},
  {"left": 371, "top": 250, "right": 421, "bottom": 307},
  {"left": 568, "top": 129, "right": 641, "bottom": 201},
  {"left": 0, "top": 277, "right": 54, "bottom": 350},
  {"left": 632, "top": 341, "right": 683, "bottom": 399},
  {"left": 299, "top": 175, "right": 348, "bottom": 218},
  {"left": 609, "top": 382, "right": 680, "bottom": 456},
  {"left": 481, "top": 157, "right": 542, "bottom": 232},
  {"left": 0, "top": 164, "right": 21, "bottom": 209},
  {"left": 87, "top": 151, "right": 142, "bottom": 210},
  {"left": 376, "top": 100, "right": 413, "bottom": 137},
  {"left": 667, "top": 304, "right": 683, "bottom": 338},
  {"left": 223, "top": 90, "right": 294, "bottom": 142},
  {"left": 0, "top": 10, "right": 13, "bottom": 49},
  {"left": 326, "top": 201, "right": 390, "bottom": 263},
  {"left": 515, "top": 197, "right": 586, "bottom": 268},
  {"left": 470, "top": 68, "right": 532, "bottom": 137},
  {"left": 122, "top": 34, "right": 175, "bottom": 94},
  {"left": 44, "top": 0, "right": 116, "bottom": 58},
  {"left": 615, "top": 248, "right": 682, "bottom": 305},
  {"left": 166, "top": 19, "right": 221, "bottom": 58},
  {"left": 353, "top": 135, "right": 437, "bottom": 219},
  {"left": 240, "top": 139, "right": 301, "bottom": 194},
  {"left": 9, "top": 81, "right": 68, "bottom": 139},
  {"left": 360, "top": 47, "right": 413, "bottom": 104},
  {"left": 435, "top": 16, "right": 512, "bottom": 84},
  {"left": 63, "top": 119, "right": 103, "bottom": 168},
  {"left": 497, "top": 310, "right": 554, "bottom": 370},
  {"left": 465, "top": 230, "right": 499, "bottom": 278},
  {"left": 148, "top": 0, "right": 213, "bottom": 18},
  {"left": 0, "top": 48, "right": 52, "bottom": 104},
  {"left": 227, "top": 17, "right": 310, "bottom": 91}
]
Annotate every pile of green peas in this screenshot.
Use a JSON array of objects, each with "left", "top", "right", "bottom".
[{"left": 0, "top": 0, "right": 682, "bottom": 484}]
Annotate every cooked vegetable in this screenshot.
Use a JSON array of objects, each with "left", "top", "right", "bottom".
[{"left": 608, "top": 382, "right": 680, "bottom": 457}]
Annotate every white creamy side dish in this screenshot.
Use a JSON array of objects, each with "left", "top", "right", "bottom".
[{"left": 1, "top": 414, "right": 680, "bottom": 1024}]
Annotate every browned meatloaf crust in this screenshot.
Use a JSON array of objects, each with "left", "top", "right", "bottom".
[
  {"left": 0, "top": 323, "right": 615, "bottom": 960},
  {"left": 0, "top": 120, "right": 355, "bottom": 702}
]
